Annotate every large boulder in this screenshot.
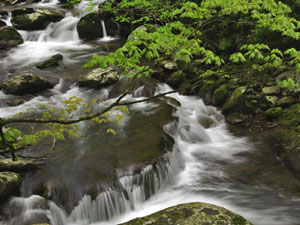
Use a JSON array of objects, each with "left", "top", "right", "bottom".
[
  {"left": 11, "top": 9, "right": 64, "bottom": 30},
  {"left": 0, "top": 172, "right": 20, "bottom": 200},
  {"left": 0, "top": 26, "right": 23, "bottom": 50},
  {"left": 166, "top": 70, "right": 187, "bottom": 89},
  {"left": 119, "top": 202, "right": 253, "bottom": 225},
  {"left": 0, "top": 73, "right": 55, "bottom": 95},
  {"left": 77, "top": 13, "right": 103, "bottom": 40},
  {"left": 78, "top": 67, "right": 119, "bottom": 88},
  {"left": 0, "top": 159, "right": 38, "bottom": 172}
]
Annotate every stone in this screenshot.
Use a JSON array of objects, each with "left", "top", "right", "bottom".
[
  {"left": 226, "top": 112, "right": 248, "bottom": 124},
  {"left": 264, "top": 107, "right": 283, "bottom": 120},
  {"left": 11, "top": 9, "right": 64, "bottom": 30},
  {"left": 127, "top": 25, "right": 147, "bottom": 41},
  {"left": 212, "top": 84, "right": 228, "bottom": 106},
  {"left": 280, "top": 104, "right": 300, "bottom": 130},
  {"left": 36, "top": 54, "right": 63, "bottom": 69},
  {"left": 0, "top": 73, "right": 55, "bottom": 95},
  {"left": 77, "top": 13, "right": 103, "bottom": 40},
  {"left": 277, "top": 96, "right": 296, "bottom": 107},
  {"left": 2, "top": 0, "right": 25, "bottom": 5},
  {"left": 164, "top": 61, "right": 178, "bottom": 71},
  {"left": 265, "top": 96, "right": 278, "bottom": 106},
  {"left": 0, "top": 159, "right": 38, "bottom": 172},
  {"left": 119, "top": 202, "right": 253, "bottom": 225},
  {"left": 0, "top": 20, "right": 6, "bottom": 27},
  {"left": 222, "top": 86, "right": 247, "bottom": 113},
  {"left": 198, "top": 80, "right": 216, "bottom": 105},
  {"left": 262, "top": 86, "right": 281, "bottom": 95},
  {"left": 0, "top": 172, "right": 20, "bottom": 199},
  {"left": 11, "top": 8, "right": 34, "bottom": 17},
  {"left": 104, "top": 18, "right": 119, "bottom": 36},
  {"left": 78, "top": 67, "right": 119, "bottom": 88},
  {"left": 0, "top": 26, "right": 23, "bottom": 50},
  {"left": 166, "top": 70, "right": 186, "bottom": 89}
]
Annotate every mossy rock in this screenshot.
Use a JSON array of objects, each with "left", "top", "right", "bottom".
[
  {"left": 11, "top": 8, "right": 34, "bottom": 17},
  {"left": 226, "top": 112, "right": 248, "bottom": 124},
  {"left": 222, "top": 86, "right": 247, "bottom": 113},
  {"left": 212, "top": 84, "right": 228, "bottom": 106},
  {"left": 262, "top": 86, "right": 281, "bottom": 95},
  {"left": 36, "top": 54, "right": 63, "bottom": 69},
  {"left": 0, "top": 26, "right": 23, "bottom": 50},
  {"left": 166, "top": 70, "right": 187, "bottom": 89},
  {"left": 264, "top": 107, "right": 283, "bottom": 120},
  {"left": 277, "top": 96, "right": 296, "bottom": 107},
  {"left": 0, "top": 20, "right": 6, "bottom": 27},
  {"left": 0, "top": 172, "right": 20, "bottom": 200},
  {"left": 119, "top": 202, "right": 252, "bottom": 225},
  {"left": 198, "top": 80, "right": 216, "bottom": 105},
  {"left": 280, "top": 104, "right": 300, "bottom": 130},
  {"left": 77, "top": 13, "right": 103, "bottom": 40},
  {"left": 0, "top": 159, "right": 38, "bottom": 172}
]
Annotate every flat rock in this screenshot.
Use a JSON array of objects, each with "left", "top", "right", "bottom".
[
  {"left": 0, "top": 159, "right": 38, "bottom": 172},
  {"left": 119, "top": 202, "right": 253, "bottom": 225},
  {"left": 262, "top": 86, "right": 281, "bottom": 95}
]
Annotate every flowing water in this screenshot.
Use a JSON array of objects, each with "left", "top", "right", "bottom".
[{"left": 1, "top": 1, "right": 300, "bottom": 225}]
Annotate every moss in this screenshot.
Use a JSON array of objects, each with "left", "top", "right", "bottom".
[
  {"left": 232, "top": 215, "right": 247, "bottom": 225},
  {"left": 201, "top": 80, "right": 216, "bottom": 92},
  {"left": 212, "top": 84, "right": 228, "bottom": 106},
  {"left": 280, "top": 103, "right": 300, "bottom": 130},
  {"left": 264, "top": 107, "right": 283, "bottom": 120},
  {"left": 222, "top": 86, "right": 247, "bottom": 113}
]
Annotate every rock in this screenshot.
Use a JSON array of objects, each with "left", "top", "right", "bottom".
[
  {"left": 0, "top": 159, "right": 38, "bottom": 172},
  {"left": 265, "top": 96, "right": 278, "bottom": 106},
  {"left": 0, "top": 26, "right": 23, "bottom": 50},
  {"left": 11, "top": 8, "right": 34, "bottom": 17},
  {"left": 197, "top": 80, "right": 216, "bottom": 105},
  {"left": 199, "top": 116, "right": 215, "bottom": 128},
  {"left": 222, "top": 86, "right": 247, "bottom": 113},
  {"left": 104, "top": 18, "right": 119, "bottom": 36},
  {"left": 212, "top": 84, "right": 228, "bottom": 106},
  {"left": 78, "top": 67, "right": 119, "bottom": 88},
  {"left": 11, "top": 9, "right": 64, "bottom": 30},
  {"left": 0, "top": 20, "right": 6, "bottom": 27},
  {"left": 77, "top": 13, "right": 103, "bottom": 40},
  {"left": 277, "top": 96, "right": 295, "bottom": 107},
  {"left": 226, "top": 112, "right": 248, "bottom": 124},
  {"left": 119, "top": 202, "right": 253, "bottom": 225},
  {"left": 26, "top": 0, "right": 42, "bottom": 3},
  {"left": 164, "top": 61, "right": 178, "bottom": 71},
  {"left": 36, "top": 54, "right": 63, "bottom": 69},
  {"left": 166, "top": 70, "right": 186, "bottom": 89},
  {"left": 127, "top": 25, "right": 147, "bottom": 41},
  {"left": 0, "top": 172, "right": 20, "bottom": 199},
  {"left": 2, "top": 0, "right": 25, "bottom": 5},
  {"left": 0, "top": 73, "right": 55, "bottom": 95},
  {"left": 280, "top": 104, "right": 300, "bottom": 130},
  {"left": 264, "top": 107, "right": 283, "bottom": 120},
  {"left": 262, "top": 86, "right": 281, "bottom": 95}
]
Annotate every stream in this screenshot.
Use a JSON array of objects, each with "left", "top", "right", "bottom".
[{"left": 1, "top": 1, "right": 300, "bottom": 225}]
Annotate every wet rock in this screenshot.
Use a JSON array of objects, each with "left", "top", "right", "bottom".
[
  {"left": 212, "top": 84, "right": 228, "bottom": 106},
  {"left": 226, "top": 112, "right": 248, "bottom": 124},
  {"left": 11, "top": 9, "right": 64, "bottom": 30},
  {"left": 0, "top": 159, "right": 38, "bottom": 172},
  {"left": 104, "top": 18, "right": 119, "bottom": 36},
  {"left": 198, "top": 80, "right": 216, "bottom": 105},
  {"left": 0, "top": 26, "right": 23, "bottom": 50},
  {"left": 262, "top": 86, "right": 281, "bottom": 95},
  {"left": 0, "top": 20, "right": 6, "bottom": 27},
  {"left": 280, "top": 104, "right": 300, "bottom": 130},
  {"left": 0, "top": 172, "right": 20, "bottom": 200},
  {"left": 222, "top": 86, "right": 247, "bottom": 113},
  {"left": 2, "top": 0, "right": 25, "bottom": 5},
  {"left": 78, "top": 67, "right": 119, "bottom": 88},
  {"left": 166, "top": 70, "right": 187, "bottom": 89},
  {"left": 264, "top": 107, "right": 283, "bottom": 120},
  {"left": 277, "top": 96, "right": 296, "bottom": 107},
  {"left": 199, "top": 116, "right": 215, "bottom": 128},
  {"left": 11, "top": 8, "right": 34, "bottom": 17},
  {"left": 77, "top": 12, "right": 103, "bottom": 40},
  {"left": 119, "top": 202, "right": 252, "bottom": 225},
  {"left": 0, "top": 73, "right": 55, "bottom": 95},
  {"left": 36, "top": 54, "right": 63, "bottom": 69}
]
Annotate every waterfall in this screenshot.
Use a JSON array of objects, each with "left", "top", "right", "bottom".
[{"left": 101, "top": 21, "right": 108, "bottom": 38}]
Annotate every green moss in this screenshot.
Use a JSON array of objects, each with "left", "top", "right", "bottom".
[
  {"left": 264, "top": 107, "right": 283, "bottom": 120},
  {"left": 280, "top": 104, "right": 300, "bottom": 130},
  {"left": 222, "top": 86, "right": 247, "bottom": 113},
  {"left": 212, "top": 84, "right": 228, "bottom": 106},
  {"left": 232, "top": 215, "right": 247, "bottom": 225},
  {"left": 201, "top": 80, "right": 216, "bottom": 92}
]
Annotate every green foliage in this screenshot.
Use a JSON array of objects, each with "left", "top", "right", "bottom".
[{"left": 279, "top": 78, "right": 300, "bottom": 89}]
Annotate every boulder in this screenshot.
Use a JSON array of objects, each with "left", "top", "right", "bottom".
[
  {"left": 264, "top": 107, "right": 283, "bottom": 120},
  {"left": 262, "top": 86, "right": 281, "bottom": 95},
  {"left": 0, "top": 26, "right": 23, "bottom": 50},
  {"left": 119, "top": 202, "right": 253, "bottom": 225},
  {"left": 11, "top": 8, "right": 34, "bottom": 17},
  {"left": 212, "top": 84, "right": 228, "bottom": 106},
  {"left": 277, "top": 96, "right": 296, "bottom": 107},
  {"left": 0, "top": 20, "right": 6, "bottom": 27},
  {"left": 104, "top": 18, "right": 119, "bottom": 37},
  {"left": 0, "top": 73, "right": 55, "bottom": 95},
  {"left": 77, "top": 13, "right": 103, "bottom": 40},
  {"left": 166, "top": 70, "right": 186, "bottom": 89},
  {"left": 127, "top": 25, "right": 147, "bottom": 41},
  {"left": 36, "top": 54, "right": 63, "bottom": 69},
  {"left": 198, "top": 80, "right": 216, "bottom": 105},
  {"left": 0, "top": 172, "right": 20, "bottom": 200},
  {"left": 11, "top": 9, "right": 64, "bottom": 30},
  {"left": 0, "top": 159, "right": 38, "bottom": 172},
  {"left": 226, "top": 112, "right": 248, "bottom": 124},
  {"left": 280, "top": 104, "right": 300, "bottom": 130},
  {"left": 78, "top": 67, "right": 119, "bottom": 88},
  {"left": 222, "top": 86, "right": 247, "bottom": 113}
]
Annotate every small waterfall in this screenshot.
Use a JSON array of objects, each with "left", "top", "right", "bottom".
[{"left": 101, "top": 20, "right": 108, "bottom": 38}]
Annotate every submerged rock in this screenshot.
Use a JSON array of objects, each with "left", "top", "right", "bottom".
[
  {"left": 78, "top": 67, "right": 119, "bottom": 88},
  {"left": 77, "top": 12, "right": 103, "bottom": 40},
  {"left": 0, "top": 172, "right": 20, "bottom": 199},
  {"left": 36, "top": 54, "right": 63, "bottom": 69},
  {"left": 0, "top": 73, "right": 55, "bottom": 95},
  {"left": 119, "top": 202, "right": 253, "bottom": 225},
  {"left": 0, "top": 159, "right": 38, "bottom": 172},
  {"left": 0, "top": 26, "right": 23, "bottom": 50},
  {"left": 11, "top": 9, "right": 64, "bottom": 30}
]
